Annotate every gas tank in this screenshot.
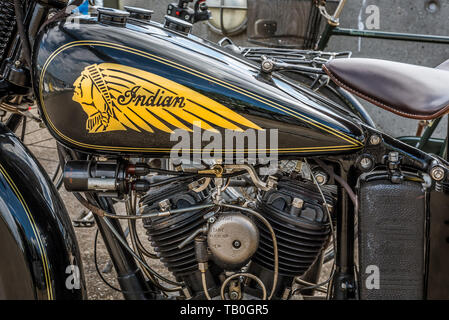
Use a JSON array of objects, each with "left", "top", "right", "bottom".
[{"left": 33, "top": 10, "right": 365, "bottom": 158}]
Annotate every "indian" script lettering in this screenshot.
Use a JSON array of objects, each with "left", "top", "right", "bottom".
[{"left": 117, "top": 86, "right": 186, "bottom": 108}]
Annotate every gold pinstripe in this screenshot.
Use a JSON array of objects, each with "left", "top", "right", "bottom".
[
  {"left": 39, "top": 40, "right": 364, "bottom": 153},
  {"left": 0, "top": 163, "right": 53, "bottom": 300}
]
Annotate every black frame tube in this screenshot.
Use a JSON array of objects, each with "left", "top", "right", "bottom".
[
  {"left": 93, "top": 195, "right": 156, "bottom": 300},
  {"left": 331, "top": 165, "right": 356, "bottom": 299}
]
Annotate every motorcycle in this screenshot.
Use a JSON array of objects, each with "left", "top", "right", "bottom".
[{"left": 0, "top": 0, "right": 448, "bottom": 300}]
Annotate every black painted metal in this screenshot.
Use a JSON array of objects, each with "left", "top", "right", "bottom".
[
  {"left": 142, "top": 181, "right": 210, "bottom": 277},
  {"left": 427, "top": 184, "right": 449, "bottom": 299},
  {"left": 253, "top": 177, "right": 333, "bottom": 277},
  {"left": 93, "top": 196, "right": 155, "bottom": 300},
  {"left": 33, "top": 15, "right": 365, "bottom": 157},
  {"left": 0, "top": 1, "right": 16, "bottom": 64},
  {"left": 0, "top": 123, "right": 86, "bottom": 299},
  {"left": 0, "top": 1, "right": 447, "bottom": 301},
  {"left": 358, "top": 174, "right": 426, "bottom": 299},
  {"left": 331, "top": 165, "right": 356, "bottom": 300}
]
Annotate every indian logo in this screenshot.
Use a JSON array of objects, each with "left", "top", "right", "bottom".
[{"left": 72, "top": 63, "right": 262, "bottom": 133}]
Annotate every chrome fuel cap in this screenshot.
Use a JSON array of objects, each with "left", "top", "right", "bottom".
[
  {"left": 97, "top": 7, "right": 130, "bottom": 27},
  {"left": 164, "top": 15, "right": 193, "bottom": 34},
  {"left": 124, "top": 6, "right": 154, "bottom": 21}
]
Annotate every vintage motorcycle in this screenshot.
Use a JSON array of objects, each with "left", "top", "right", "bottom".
[{"left": 0, "top": 0, "right": 449, "bottom": 300}]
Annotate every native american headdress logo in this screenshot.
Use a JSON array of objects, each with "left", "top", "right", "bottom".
[{"left": 72, "top": 63, "right": 262, "bottom": 134}]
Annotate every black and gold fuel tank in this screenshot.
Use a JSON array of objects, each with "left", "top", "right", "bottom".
[{"left": 33, "top": 12, "right": 365, "bottom": 157}]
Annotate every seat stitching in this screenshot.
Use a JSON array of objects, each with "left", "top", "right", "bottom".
[{"left": 322, "top": 64, "right": 449, "bottom": 121}]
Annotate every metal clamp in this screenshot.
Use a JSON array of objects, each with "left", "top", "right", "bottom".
[{"left": 260, "top": 56, "right": 326, "bottom": 75}]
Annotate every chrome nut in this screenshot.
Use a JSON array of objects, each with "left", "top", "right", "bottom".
[
  {"left": 430, "top": 166, "right": 445, "bottom": 181},
  {"left": 369, "top": 135, "right": 382, "bottom": 145},
  {"left": 261, "top": 59, "right": 274, "bottom": 73}
]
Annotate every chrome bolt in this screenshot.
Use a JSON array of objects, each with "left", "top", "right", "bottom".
[
  {"left": 14, "top": 60, "right": 21, "bottom": 67},
  {"left": 230, "top": 291, "right": 239, "bottom": 300},
  {"left": 158, "top": 199, "right": 171, "bottom": 212},
  {"left": 369, "top": 135, "right": 381, "bottom": 145},
  {"left": 360, "top": 157, "right": 373, "bottom": 170},
  {"left": 261, "top": 59, "right": 274, "bottom": 73},
  {"left": 430, "top": 166, "right": 445, "bottom": 181},
  {"left": 314, "top": 172, "right": 327, "bottom": 185},
  {"left": 266, "top": 175, "right": 278, "bottom": 189},
  {"left": 232, "top": 240, "right": 241, "bottom": 249},
  {"left": 292, "top": 197, "right": 304, "bottom": 209},
  {"left": 208, "top": 216, "right": 216, "bottom": 224},
  {"left": 388, "top": 151, "right": 399, "bottom": 163}
]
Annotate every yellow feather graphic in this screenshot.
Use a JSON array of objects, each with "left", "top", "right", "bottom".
[{"left": 72, "top": 63, "right": 263, "bottom": 134}]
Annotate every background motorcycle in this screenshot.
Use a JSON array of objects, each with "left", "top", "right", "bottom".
[{"left": 0, "top": 0, "right": 449, "bottom": 300}]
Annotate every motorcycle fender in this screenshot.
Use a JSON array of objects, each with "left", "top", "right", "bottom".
[{"left": 0, "top": 124, "right": 86, "bottom": 299}]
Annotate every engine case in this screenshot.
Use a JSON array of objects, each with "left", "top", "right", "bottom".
[{"left": 207, "top": 212, "right": 259, "bottom": 271}]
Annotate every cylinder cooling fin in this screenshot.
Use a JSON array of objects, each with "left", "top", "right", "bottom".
[
  {"left": 141, "top": 174, "right": 336, "bottom": 299},
  {"left": 253, "top": 177, "right": 334, "bottom": 277},
  {"left": 142, "top": 181, "right": 212, "bottom": 277},
  {"left": 0, "top": 1, "right": 16, "bottom": 65}
]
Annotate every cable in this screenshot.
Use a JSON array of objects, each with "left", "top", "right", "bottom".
[
  {"left": 290, "top": 264, "right": 335, "bottom": 297},
  {"left": 220, "top": 273, "right": 267, "bottom": 301},
  {"left": 147, "top": 168, "right": 191, "bottom": 176},
  {"left": 102, "top": 216, "right": 184, "bottom": 288},
  {"left": 94, "top": 229, "right": 122, "bottom": 292},
  {"left": 74, "top": 192, "right": 215, "bottom": 220},
  {"left": 313, "top": 158, "right": 358, "bottom": 213},
  {"left": 303, "top": 159, "right": 337, "bottom": 299},
  {"left": 126, "top": 192, "right": 182, "bottom": 294},
  {"left": 201, "top": 271, "right": 212, "bottom": 300},
  {"left": 294, "top": 278, "right": 329, "bottom": 294},
  {"left": 127, "top": 191, "right": 158, "bottom": 259},
  {"left": 149, "top": 174, "right": 197, "bottom": 188}
]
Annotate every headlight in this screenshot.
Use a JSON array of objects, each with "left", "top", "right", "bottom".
[{"left": 207, "top": 0, "right": 248, "bottom": 36}]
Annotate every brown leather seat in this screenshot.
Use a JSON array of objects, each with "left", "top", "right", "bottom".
[{"left": 323, "top": 58, "right": 449, "bottom": 120}]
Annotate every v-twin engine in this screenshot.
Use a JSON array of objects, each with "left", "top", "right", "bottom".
[{"left": 141, "top": 175, "right": 335, "bottom": 299}]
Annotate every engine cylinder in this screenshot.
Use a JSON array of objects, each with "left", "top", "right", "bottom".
[
  {"left": 253, "top": 177, "right": 334, "bottom": 277},
  {"left": 142, "top": 181, "right": 211, "bottom": 277}
]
